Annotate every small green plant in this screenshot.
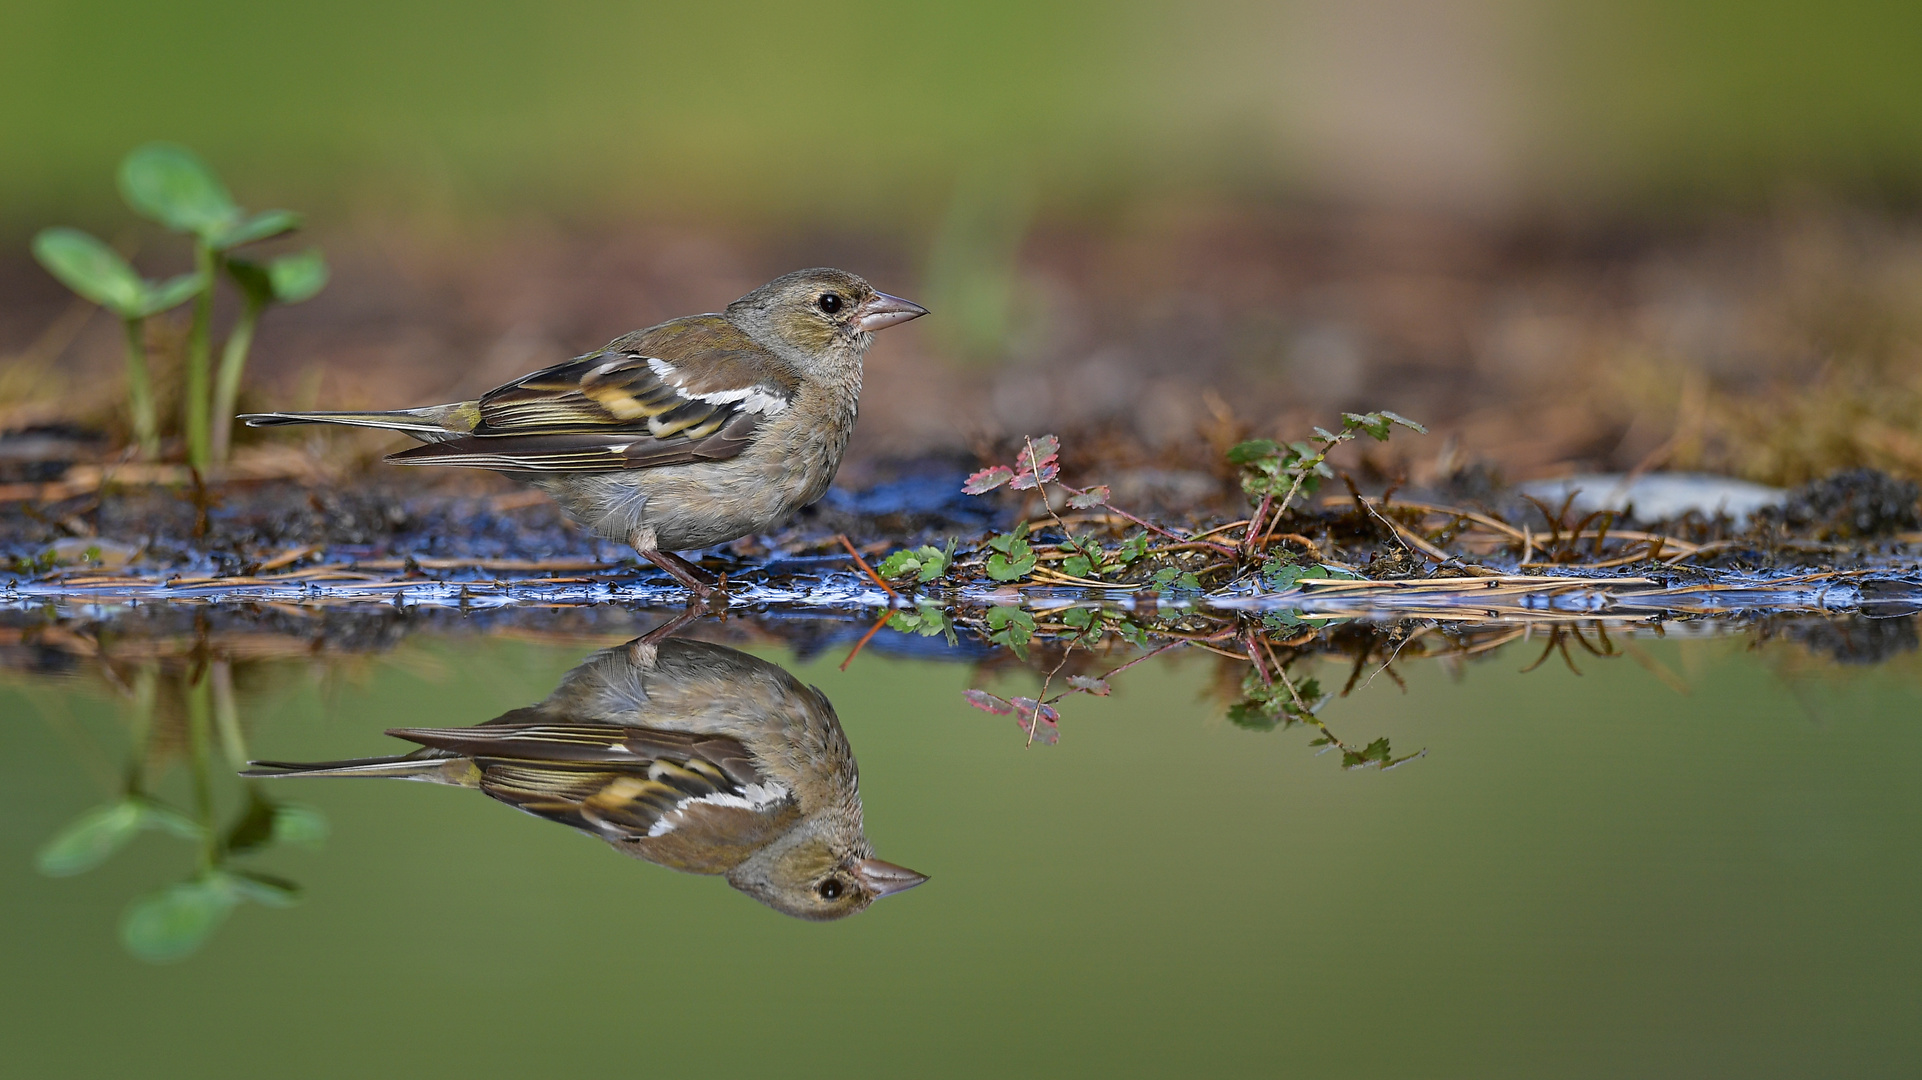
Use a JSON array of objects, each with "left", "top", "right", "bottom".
[
  {"left": 983, "top": 522, "right": 1038, "bottom": 581},
  {"left": 29, "top": 229, "right": 202, "bottom": 458},
  {"left": 32, "top": 143, "right": 326, "bottom": 467},
  {"left": 877, "top": 540, "right": 955, "bottom": 583},
  {"left": 1228, "top": 410, "right": 1426, "bottom": 555}
]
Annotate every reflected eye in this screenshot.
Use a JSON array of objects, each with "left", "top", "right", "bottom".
[
  {"left": 818, "top": 878, "right": 844, "bottom": 900},
  {"left": 817, "top": 293, "right": 844, "bottom": 315}
]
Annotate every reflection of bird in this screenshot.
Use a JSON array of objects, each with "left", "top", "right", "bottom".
[
  {"left": 242, "top": 268, "right": 926, "bottom": 597},
  {"left": 246, "top": 630, "right": 926, "bottom": 920}
]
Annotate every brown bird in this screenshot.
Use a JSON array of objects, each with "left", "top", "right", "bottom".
[
  {"left": 244, "top": 622, "right": 926, "bottom": 920},
  {"left": 242, "top": 268, "right": 926, "bottom": 597}
]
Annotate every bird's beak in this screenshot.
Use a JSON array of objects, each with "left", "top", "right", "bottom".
[
  {"left": 852, "top": 858, "right": 929, "bottom": 898},
  {"left": 854, "top": 292, "right": 928, "bottom": 332}
]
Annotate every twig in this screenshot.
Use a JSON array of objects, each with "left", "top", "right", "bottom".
[
  {"left": 836, "top": 533, "right": 899, "bottom": 602},
  {"left": 839, "top": 609, "right": 893, "bottom": 671}
]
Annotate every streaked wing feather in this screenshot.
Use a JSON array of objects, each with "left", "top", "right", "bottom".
[{"left": 382, "top": 411, "right": 760, "bottom": 473}]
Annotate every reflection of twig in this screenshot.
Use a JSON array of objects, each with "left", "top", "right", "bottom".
[
  {"left": 839, "top": 609, "right": 892, "bottom": 672},
  {"left": 1026, "top": 641, "right": 1075, "bottom": 747}
]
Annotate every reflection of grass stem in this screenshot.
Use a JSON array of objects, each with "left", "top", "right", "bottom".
[
  {"left": 185, "top": 673, "right": 216, "bottom": 871},
  {"left": 210, "top": 661, "right": 248, "bottom": 768}
]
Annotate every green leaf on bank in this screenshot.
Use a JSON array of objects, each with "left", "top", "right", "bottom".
[
  {"left": 31, "top": 228, "right": 143, "bottom": 313},
  {"left": 213, "top": 209, "right": 302, "bottom": 251},
  {"left": 119, "top": 143, "right": 240, "bottom": 237}
]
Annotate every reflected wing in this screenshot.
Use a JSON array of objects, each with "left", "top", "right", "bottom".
[
  {"left": 385, "top": 316, "right": 796, "bottom": 473},
  {"left": 386, "top": 723, "right": 790, "bottom": 851}
]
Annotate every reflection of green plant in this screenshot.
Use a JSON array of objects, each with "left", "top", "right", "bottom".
[
  {"left": 1227, "top": 666, "right": 1422, "bottom": 770},
  {"left": 30, "top": 143, "right": 324, "bottom": 468},
  {"left": 888, "top": 601, "right": 958, "bottom": 644},
  {"left": 985, "top": 604, "right": 1035, "bottom": 657},
  {"left": 34, "top": 659, "right": 326, "bottom": 963}
]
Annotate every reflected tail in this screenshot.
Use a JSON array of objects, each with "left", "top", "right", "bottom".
[{"left": 243, "top": 755, "right": 481, "bottom": 786}]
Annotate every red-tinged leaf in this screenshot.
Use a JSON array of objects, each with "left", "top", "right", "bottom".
[
  {"left": 1017, "top": 434, "right": 1060, "bottom": 474},
  {"left": 1066, "top": 486, "right": 1110, "bottom": 509},
  {"left": 1067, "top": 675, "right": 1111, "bottom": 696},
  {"left": 1010, "top": 697, "right": 1060, "bottom": 722},
  {"left": 1011, "top": 698, "right": 1061, "bottom": 744},
  {"left": 963, "top": 466, "right": 1015, "bottom": 495},
  {"left": 963, "top": 689, "right": 1015, "bottom": 715},
  {"left": 1008, "top": 469, "right": 1040, "bottom": 491}
]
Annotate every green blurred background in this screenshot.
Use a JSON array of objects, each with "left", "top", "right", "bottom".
[{"left": 6, "top": 0, "right": 1922, "bottom": 233}]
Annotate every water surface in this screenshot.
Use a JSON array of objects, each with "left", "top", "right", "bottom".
[{"left": 3, "top": 611, "right": 1919, "bottom": 1078}]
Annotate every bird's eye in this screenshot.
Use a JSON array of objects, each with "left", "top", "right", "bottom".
[
  {"left": 818, "top": 878, "right": 844, "bottom": 900},
  {"left": 817, "top": 293, "right": 844, "bottom": 315}
]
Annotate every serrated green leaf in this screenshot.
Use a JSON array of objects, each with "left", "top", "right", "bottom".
[
  {"left": 119, "top": 143, "right": 238, "bottom": 236},
  {"left": 1226, "top": 439, "right": 1279, "bottom": 465},
  {"left": 36, "top": 800, "right": 145, "bottom": 876},
  {"left": 31, "top": 228, "right": 144, "bottom": 314},
  {"left": 1381, "top": 410, "right": 1427, "bottom": 433},
  {"left": 1062, "top": 555, "right": 1092, "bottom": 577},
  {"left": 986, "top": 550, "right": 1036, "bottom": 580}
]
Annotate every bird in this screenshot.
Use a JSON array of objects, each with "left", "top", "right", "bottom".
[
  {"left": 244, "top": 618, "right": 927, "bottom": 921},
  {"left": 241, "top": 268, "right": 926, "bottom": 597}
]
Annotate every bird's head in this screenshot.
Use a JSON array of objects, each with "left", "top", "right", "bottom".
[
  {"left": 726, "top": 267, "right": 926, "bottom": 368},
  {"left": 725, "top": 824, "right": 927, "bottom": 921}
]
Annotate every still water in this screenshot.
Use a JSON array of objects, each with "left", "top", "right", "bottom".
[{"left": 3, "top": 610, "right": 1920, "bottom": 1078}]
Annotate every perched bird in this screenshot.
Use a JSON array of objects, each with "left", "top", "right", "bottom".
[
  {"left": 242, "top": 268, "right": 926, "bottom": 596},
  {"left": 245, "top": 622, "right": 926, "bottom": 920}
]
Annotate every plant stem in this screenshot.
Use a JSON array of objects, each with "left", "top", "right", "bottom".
[
  {"left": 119, "top": 317, "right": 159, "bottom": 459},
  {"left": 183, "top": 240, "right": 217, "bottom": 471},
  {"left": 185, "top": 672, "right": 217, "bottom": 872},
  {"left": 210, "top": 297, "right": 261, "bottom": 463}
]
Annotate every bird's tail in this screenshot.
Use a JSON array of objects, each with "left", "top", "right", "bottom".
[
  {"left": 239, "top": 402, "right": 478, "bottom": 442},
  {"left": 242, "top": 754, "right": 482, "bottom": 787}
]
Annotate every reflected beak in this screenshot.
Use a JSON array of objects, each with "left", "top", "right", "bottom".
[
  {"left": 855, "top": 292, "right": 929, "bottom": 332},
  {"left": 852, "top": 858, "right": 929, "bottom": 898}
]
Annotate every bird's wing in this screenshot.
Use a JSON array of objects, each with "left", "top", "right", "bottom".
[
  {"left": 385, "top": 315, "right": 799, "bottom": 473},
  {"left": 386, "top": 723, "right": 792, "bottom": 851}
]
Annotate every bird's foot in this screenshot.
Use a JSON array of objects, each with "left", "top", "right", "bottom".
[{"left": 642, "top": 550, "right": 729, "bottom": 610}]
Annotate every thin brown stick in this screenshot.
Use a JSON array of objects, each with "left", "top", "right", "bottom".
[
  {"left": 837, "top": 534, "right": 899, "bottom": 601},
  {"left": 839, "top": 609, "right": 893, "bottom": 671}
]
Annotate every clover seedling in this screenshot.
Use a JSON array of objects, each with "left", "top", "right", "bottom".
[
  {"left": 214, "top": 250, "right": 329, "bottom": 460},
  {"left": 118, "top": 143, "right": 305, "bottom": 467},
  {"left": 30, "top": 228, "right": 204, "bottom": 457}
]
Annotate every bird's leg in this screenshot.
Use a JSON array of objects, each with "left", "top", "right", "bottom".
[
  {"left": 642, "top": 549, "right": 726, "bottom": 605},
  {"left": 635, "top": 607, "right": 706, "bottom": 648}
]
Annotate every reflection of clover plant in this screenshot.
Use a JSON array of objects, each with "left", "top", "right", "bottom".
[
  {"left": 34, "top": 666, "right": 326, "bottom": 963},
  {"left": 888, "top": 601, "right": 958, "bottom": 644}
]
